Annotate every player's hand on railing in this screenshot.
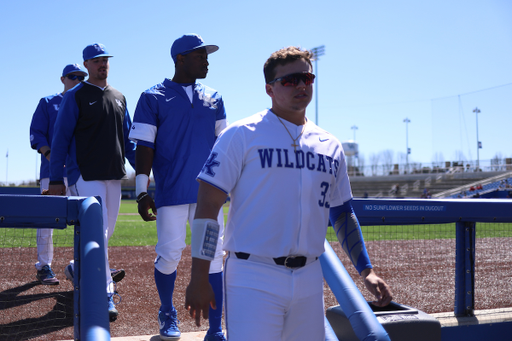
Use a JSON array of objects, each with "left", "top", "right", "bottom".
[
  {"left": 361, "top": 268, "right": 393, "bottom": 307},
  {"left": 48, "top": 184, "right": 67, "bottom": 196},
  {"left": 136, "top": 192, "right": 157, "bottom": 221}
]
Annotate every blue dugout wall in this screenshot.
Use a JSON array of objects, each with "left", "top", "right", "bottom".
[
  {"left": 0, "top": 195, "right": 110, "bottom": 341},
  {"left": 1, "top": 193, "right": 511, "bottom": 340},
  {"left": 350, "top": 198, "right": 512, "bottom": 341}
]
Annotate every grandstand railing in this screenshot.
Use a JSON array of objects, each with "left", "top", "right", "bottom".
[
  {"left": 433, "top": 172, "right": 512, "bottom": 198},
  {"left": 346, "top": 158, "right": 512, "bottom": 177}
]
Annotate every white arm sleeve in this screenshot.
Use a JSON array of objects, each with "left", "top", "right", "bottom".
[
  {"left": 215, "top": 119, "right": 228, "bottom": 136},
  {"left": 128, "top": 122, "right": 157, "bottom": 143},
  {"left": 191, "top": 218, "right": 220, "bottom": 261},
  {"left": 136, "top": 174, "right": 149, "bottom": 196}
]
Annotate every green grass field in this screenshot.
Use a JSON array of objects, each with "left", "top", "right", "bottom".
[
  {"left": 1, "top": 199, "right": 511, "bottom": 247},
  {"left": 112, "top": 200, "right": 231, "bottom": 246},
  {"left": 327, "top": 222, "right": 512, "bottom": 242}
]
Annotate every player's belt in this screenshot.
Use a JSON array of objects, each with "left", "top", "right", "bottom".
[{"left": 234, "top": 252, "right": 317, "bottom": 269}]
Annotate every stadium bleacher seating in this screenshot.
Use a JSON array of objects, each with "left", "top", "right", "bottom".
[{"left": 349, "top": 171, "right": 512, "bottom": 199}]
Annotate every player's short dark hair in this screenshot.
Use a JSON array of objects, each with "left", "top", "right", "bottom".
[{"left": 263, "top": 47, "right": 314, "bottom": 84}]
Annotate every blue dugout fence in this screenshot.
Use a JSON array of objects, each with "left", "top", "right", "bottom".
[
  {"left": 349, "top": 198, "right": 512, "bottom": 341},
  {"left": 0, "top": 194, "right": 109, "bottom": 341},
  {"left": 1, "top": 194, "right": 511, "bottom": 340},
  {"left": 0, "top": 193, "right": 389, "bottom": 341}
]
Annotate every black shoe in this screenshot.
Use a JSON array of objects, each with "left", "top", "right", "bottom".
[{"left": 110, "top": 268, "right": 125, "bottom": 283}]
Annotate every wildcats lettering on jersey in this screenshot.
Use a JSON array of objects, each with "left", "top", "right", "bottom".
[{"left": 258, "top": 148, "right": 339, "bottom": 177}]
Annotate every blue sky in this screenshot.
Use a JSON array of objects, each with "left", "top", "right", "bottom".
[{"left": 1, "top": 0, "right": 511, "bottom": 184}]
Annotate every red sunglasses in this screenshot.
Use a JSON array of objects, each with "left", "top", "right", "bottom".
[{"left": 268, "top": 72, "right": 315, "bottom": 87}]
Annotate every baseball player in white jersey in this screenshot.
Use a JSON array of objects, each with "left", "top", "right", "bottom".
[
  {"left": 129, "top": 34, "right": 227, "bottom": 341},
  {"left": 185, "top": 47, "right": 392, "bottom": 340},
  {"left": 29, "top": 63, "right": 87, "bottom": 285}
]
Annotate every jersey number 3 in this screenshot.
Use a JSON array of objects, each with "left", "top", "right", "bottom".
[{"left": 319, "top": 182, "right": 330, "bottom": 208}]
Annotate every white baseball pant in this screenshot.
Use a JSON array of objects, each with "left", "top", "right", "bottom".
[
  {"left": 69, "top": 175, "right": 121, "bottom": 294},
  {"left": 154, "top": 203, "right": 225, "bottom": 275},
  {"left": 35, "top": 177, "right": 69, "bottom": 271},
  {"left": 224, "top": 253, "right": 325, "bottom": 341}
]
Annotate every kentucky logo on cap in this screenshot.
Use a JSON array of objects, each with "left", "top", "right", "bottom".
[
  {"left": 83, "top": 43, "right": 114, "bottom": 61},
  {"left": 170, "top": 34, "right": 219, "bottom": 63}
]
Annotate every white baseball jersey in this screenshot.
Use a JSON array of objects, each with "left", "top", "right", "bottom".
[{"left": 197, "top": 109, "right": 352, "bottom": 258}]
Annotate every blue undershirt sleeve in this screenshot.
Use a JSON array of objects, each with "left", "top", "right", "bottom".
[
  {"left": 123, "top": 107, "right": 137, "bottom": 169},
  {"left": 29, "top": 98, "right": 50, "bottom": 151},
  {"left": 50, "top": 92, "right": 79, "bottom": 183},
  {"left": 329, "top": 199, "right": 372, "bottom": 274}
]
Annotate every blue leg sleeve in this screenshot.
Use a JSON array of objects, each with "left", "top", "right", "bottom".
[
  {"left": 155, "top": 268, "right": 177, "bottom": 313},
  {"left": 207, "top": 271, "right": 223, "bottom": 334}
]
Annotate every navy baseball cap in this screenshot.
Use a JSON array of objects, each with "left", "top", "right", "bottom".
[
  {"left": 170, "top": 34, "right": 219, "bottom": 63},
  {"left": 83, "top": 43, "right": 114, "bottom": 61},
  {"left": 62, "top": 64, "right": 88, "bottom": 77}
]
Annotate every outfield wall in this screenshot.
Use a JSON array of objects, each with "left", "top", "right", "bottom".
[{"left": 0, "top": 187, "right": 39, "bottom": 195}]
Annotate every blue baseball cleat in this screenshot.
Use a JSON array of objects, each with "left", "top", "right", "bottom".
[
  {"left": 204, "top": 331, "right": 227, "bottom": 341},
  {"left": 108, "top": 294, "right": 119, "bottom": 322},
  {"left": 158, "top": 308, "right": 181, "bottom": 340},
  {"left": 36, "top": 265, "right": 60, "bottom": 285},
  {"left": 64, "top": 264, "right": 74, "bottom": 281},
  {"left": 66, "top": 263, "right": 119, "bottom": 322}
]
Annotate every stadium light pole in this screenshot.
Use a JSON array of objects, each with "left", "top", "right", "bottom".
[
  {"left": 351, "top": 125, "right": 358, "bottom": 141},
  {"left": 311, "top": 45, "right": 325, "bottom": 126},
  {"left": 403, "top": 118, "right": 411, "bottom": 173},
  {"left": 473, "top": 107, "right": 481, "bottom": 171}
]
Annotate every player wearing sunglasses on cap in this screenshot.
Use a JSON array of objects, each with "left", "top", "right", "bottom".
[
  {"left": 186, "top": 46, "right": 392, "bottom": 340},
  {"left": 29, "top": 64, "right": 87, "bottom": 286}
]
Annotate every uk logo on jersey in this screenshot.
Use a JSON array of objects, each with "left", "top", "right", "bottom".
[
  {"left": 198, "top": 91, "right": 218, "bottom": 109},
  {"left": 115, "top": 99, "right": 123, "bottom": 108},
  {"left": 53, "top": 104, "right": 59, "bottom": 111},
  {"left": 202, "top": 152, "right": 220, "bottom": 177}
]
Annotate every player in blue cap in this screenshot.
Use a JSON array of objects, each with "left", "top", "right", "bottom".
[
  {"left": 129, "top": 34, "right": 227, "bottom": 341},
  {"left": 29, "top": 63, "right": 87, "bottom": 285},
  {"left": 49, "top": 43, "right": 136, "bottom": 322}
]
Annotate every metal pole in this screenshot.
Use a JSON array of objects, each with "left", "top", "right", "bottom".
[
  {"left": 315, "top": 58, "right": 318, "bottom": 125},
  {"left": 311, "top": 46, "right": 325, "bottom": 126},
  {"left": 403, "top": 118, "right": 410, "bottom": 173},
  {"left": 350, "top": 126, "right": 359, "bottom": 177},
  {"left": 320, "top": 240, "right": 391, "bottom": 341},
  {"left": 473, "top": 107, "right": 480, "bottom": 171},
  {"left": 351, "top": 125, "right": 358, "bottom": 141}
]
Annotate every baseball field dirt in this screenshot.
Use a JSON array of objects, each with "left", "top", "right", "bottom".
[{"left": 1, "top": 238, "right": 510, "bottom": 340}]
